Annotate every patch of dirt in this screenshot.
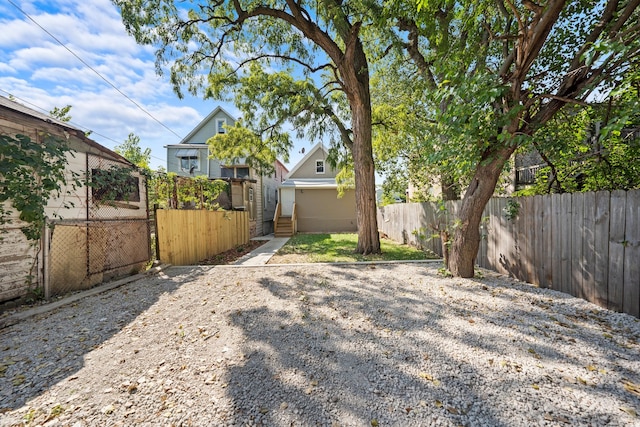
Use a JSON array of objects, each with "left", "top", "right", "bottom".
[{"left": 199, "top": 240, "right": 267, "bottom": 265}]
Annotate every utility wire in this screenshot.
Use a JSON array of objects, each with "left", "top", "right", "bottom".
[
  {"left": 0, "top": 89, "right": 168, "bottom": 165},
  {"left": 6, "top": 0, "right": 183, "bottom": 140}
]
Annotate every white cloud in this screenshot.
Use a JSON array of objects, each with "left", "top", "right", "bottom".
[{"left": 0, "top": 0, "right": 304, "bottom": 170}]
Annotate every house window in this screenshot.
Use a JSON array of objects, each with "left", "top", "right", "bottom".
[
  {"left": 221, "top": 166, "right": 250, "bottom": 179},
  {"left": 221, "top": 167, "right": 234, "bottom": 178},
  {"left": 316, "top": 160, "right": 325, "bottom": 174},
  {"left": 236, "top": 167, "right": 250, "bottom": 179},
  {"left": 175, "top": 148, "right": 200, "bottom": 173},
  {"left": 216, "top": 118, "right": 226, "bottom": 134},
  {"left": 180, "top": 156, "right": 199, "bottom": 173}
]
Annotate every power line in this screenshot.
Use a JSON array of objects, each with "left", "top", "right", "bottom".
[
  {"left": 0, "top": 89, "right": 167, "bottom": 165},
  {"left": 5, "top": 0, "right": 183, "bottom": 141}
]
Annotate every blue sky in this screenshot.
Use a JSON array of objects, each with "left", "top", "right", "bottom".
[{"left": 0, "top": 0, "right": 307, "bottom": 170}]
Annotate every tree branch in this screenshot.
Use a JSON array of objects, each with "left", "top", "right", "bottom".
[{"left": 396, "top": 18, "right": 437, "bottom": 89}]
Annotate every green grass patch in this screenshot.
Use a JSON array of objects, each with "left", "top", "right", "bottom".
[{"left": 276, "top": 233, "right": 434, "bottom": 262}]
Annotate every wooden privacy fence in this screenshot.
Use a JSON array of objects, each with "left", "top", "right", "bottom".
[
  {"left": 156, "top": 209, "right": 249, "bottom": 265},
  {"left": 377, "top": 189, "right": 640, "bottom": 318}
]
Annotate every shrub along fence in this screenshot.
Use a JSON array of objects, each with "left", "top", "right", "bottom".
[
  {"left": 378, "top": 189, "right": 640, "bottom": 318},
  {"left": 155, "top": 209, "right": 249, "bottom": 265}
]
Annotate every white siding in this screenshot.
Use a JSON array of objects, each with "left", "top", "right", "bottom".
[
  {"left": 0, "top": 205, "right": 41, "bottom": 302},
  {"left": 44, "top": 151, "right": 88, "bottom": 220}
]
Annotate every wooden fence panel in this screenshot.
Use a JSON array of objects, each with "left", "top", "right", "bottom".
[
  {"left": 156, "top": 210, "right": 249, "bottom": 265},
  {"left": 550, "top": 194, "right": 562, "bottom": 290},
  {"left": 623, "top": 189, "right": 640, "bottom": 317},
  {"left": 581, "top": 192, "right": 597, "bottom": 303},
  {"left": 487, "top": 198, "right": 502, "bottom": 274},
  {"left": 594, "top": 191, "right": 610, "bottom": 307},
  {"left": 521, "top": 196, "right": 534, "bottom": 283},
  {"left": 608, "top": 190, "right": 626, "bottom": 312},
  {"left": 376, "top": 189, "right": 639, "bottom": 317},
  {"left": 538, "top": 195, "right": 553, "bottom": 288},
  {"left": 571, "top": 193, "right": 585, "bottom": 299},
  {"left": 560, "top": 193, "right": 573, "bottom": 295}
]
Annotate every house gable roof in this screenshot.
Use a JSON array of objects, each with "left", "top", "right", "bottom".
[
  {"left": 286, "top": 142, "right": 333, "bottom": 179},
  {"left": 179, "top": 105, "right": 236, "bottom": 144}
]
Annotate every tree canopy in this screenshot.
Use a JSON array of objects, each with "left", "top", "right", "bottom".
[
  {"left": 114, "top": 0, "right": 387, "bottom": 253},
  {"left": 114, "top": 132, "right": 152, "bottom": 170},
  {"left": 114, "top": 0, "right": 640, "bottom": 274},
  {"left": 369, "top": 0, "right": 640, "bottom": 276}
]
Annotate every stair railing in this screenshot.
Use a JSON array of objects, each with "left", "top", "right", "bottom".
[
  {"left": 291, "top": 202, "right": 297, "bottom": 235},
  {"left": 273, "top": 202, "right": 282, "bottom": 235}
]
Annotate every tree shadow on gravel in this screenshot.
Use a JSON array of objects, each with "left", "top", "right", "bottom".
[
  {"left": 223, "top": 263, "right": 640, "bottom": 426},
  {"left": 0, "top": 266, "right": 208, "bottom": 412}
]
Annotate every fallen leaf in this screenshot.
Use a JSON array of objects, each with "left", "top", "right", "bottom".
[
  {"left": 620, "top": 406, "right": 637, "bottom": 417},
  {"left": 419, "top": 372, "right": 434, "bottom": 381},
  {"left": 446, "top": 406, "right": 459, "bottom": 414},
  {"left": 622, "top": 379, "right": 640, "bottom": 397},
  {"left": 370, "top": 419, "right": 379, "bottom": 427},
  {"left": 435, "top": 400, "right": 443, "bottom": 408},
  {"left": 532, "top": 384, "right": 540, "bottom": 390}
]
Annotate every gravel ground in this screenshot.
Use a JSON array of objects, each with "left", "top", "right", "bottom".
[{"left": 1, "top": 262, "right": 639, "bottom": 427}]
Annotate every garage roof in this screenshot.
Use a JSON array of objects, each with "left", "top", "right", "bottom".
[{"left": 279, "top": 178, "right": 338, "bottom": 189}]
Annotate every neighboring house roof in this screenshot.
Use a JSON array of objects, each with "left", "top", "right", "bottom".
[
  {"left": 280, "top": 178, "right": 337, "bottom": 189},
  {"left": 179, "top": 105, "right": 236, "bottom": 144},
  {"left": 285, "top": 142, "right": 328, "bottom": 178},
  {"left": 0, "top": 95, "right": 133, "bottom": 167},
  {"left": 274, "top": 158, "right": 289, "bottom": 175}
]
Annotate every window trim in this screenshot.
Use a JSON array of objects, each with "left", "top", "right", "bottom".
[{"left": 315, "top": 159, "right": 325, "bottom": 174}]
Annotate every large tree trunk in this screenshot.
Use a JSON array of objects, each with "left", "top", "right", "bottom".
[
  {"left": 341, "top": 34, "right": 381, "bottom": 255},
  {"left": 449, "top": 146, "right": 515, "bottom": 277},
  {"left": 440, "top": 173, "right": 460, "bottom": 201},
  {"left": 351, "top": 100, "right": 380, "bottom": 254}
]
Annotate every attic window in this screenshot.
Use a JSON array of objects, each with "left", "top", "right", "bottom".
[
  {"left": 216, "top": 118, "right": 226, "bottom": 134},
  {"left": 316, "top": 160, "right": 325, "bottom": 174}
]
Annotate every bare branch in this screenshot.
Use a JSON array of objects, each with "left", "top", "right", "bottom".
[
  {"left": 229, "top": 53, "right": 336, "bottom": 76},
  {"left": 396, "top": 18, "right": 437, "bottom": 89}
]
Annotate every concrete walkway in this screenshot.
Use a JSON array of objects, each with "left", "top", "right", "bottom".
[{"left": 233, "top": 235, "right": 290, "bottom": 266}]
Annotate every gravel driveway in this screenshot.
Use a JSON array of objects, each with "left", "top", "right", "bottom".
[{"left": 1, "top": 262, "right": 639, "bottom": 426}]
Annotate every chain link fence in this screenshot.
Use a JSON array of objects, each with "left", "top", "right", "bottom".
[{"left": 46, "top": 218, "right": 151, "bottom": 297}]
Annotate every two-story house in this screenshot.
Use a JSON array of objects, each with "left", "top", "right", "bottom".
[{"left": 165, "top": 106, "right": 287, "bottom": 236}]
